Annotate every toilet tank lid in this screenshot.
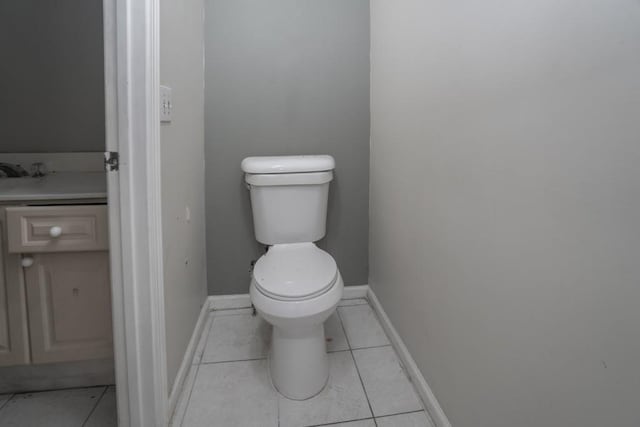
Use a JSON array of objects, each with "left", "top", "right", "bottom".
[{"left": 241, "top": 155, "right": 335, "bottom": 174}]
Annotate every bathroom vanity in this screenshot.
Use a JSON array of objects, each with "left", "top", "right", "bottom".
[{"left": 0, "top": 171, "right": 112, "bottom": 391}]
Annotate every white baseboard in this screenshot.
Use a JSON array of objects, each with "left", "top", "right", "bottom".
[
  {"left": 167, "top": 298, "right": 211, "bottom": 419},
  {"left": 367, "top": 287, "right": 452, "bottom": 427},
  {"left": 342, "top": 284, "right": 369, "bottom": 299},
  {"left": 208, "top": 293, "right": 252, "bottom": 310}
]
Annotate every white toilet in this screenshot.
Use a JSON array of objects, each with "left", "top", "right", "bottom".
[{"left": 241, "top": 155, "right": 344, "bottom": 400}]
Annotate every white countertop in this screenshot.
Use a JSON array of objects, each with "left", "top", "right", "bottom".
[{"left": 0, "top": 172, "right": 107, "bottom": 202}]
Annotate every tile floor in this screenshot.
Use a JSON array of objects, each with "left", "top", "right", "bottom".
[
  {"left": 172, "top": 298, "right": 435, "bottom": 427},
  {"left": 0, "top": 385, "right": 116, "bottom": 427}
]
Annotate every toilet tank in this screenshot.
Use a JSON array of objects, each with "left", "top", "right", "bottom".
[{"left": 241, "top": 155, "right": 335, "bottom": 245}]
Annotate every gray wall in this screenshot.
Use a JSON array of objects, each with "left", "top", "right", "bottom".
[
  {"left": 0, "top": 0, "right": 105, "bottom": 153},
  {"left": 160, "top": 0, "right": 208, "bottom": 391},
  {"left": 370, "top": 1, "right": 640, "bottom": 427},
  {"left": 204, "top": 0, "right": 370, "bottom": 295}
]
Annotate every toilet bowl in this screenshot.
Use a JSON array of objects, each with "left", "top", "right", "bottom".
[
  {"left": 241, "top": 155, "right": 342, "bottom": 400},
  {"left": 250, "top": 243, "right": 343, "bottom": 399}
]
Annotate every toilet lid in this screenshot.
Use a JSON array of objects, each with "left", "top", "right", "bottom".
[{"left": 253, "top": 243, "right": 338, "bottom": 301}]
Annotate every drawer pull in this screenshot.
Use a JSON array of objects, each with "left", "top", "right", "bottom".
[
  {"left": 22, "top": 256, "right": 34, "bottom": 268},
  {"left": 49, "top": 226, "right": 63, "bottom": 238}
]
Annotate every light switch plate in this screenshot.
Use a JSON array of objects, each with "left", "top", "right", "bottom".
[{"left": 160, "top": 85, "right": 172, "bottom": 123}]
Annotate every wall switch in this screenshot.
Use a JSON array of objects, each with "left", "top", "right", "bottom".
[{"left": 160, "top": 85, "right": 172, "bottom": 123}]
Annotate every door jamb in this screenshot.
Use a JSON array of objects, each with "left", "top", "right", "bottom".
[{"left": 104, "top": 0, "right": 167, "bottom": 425}]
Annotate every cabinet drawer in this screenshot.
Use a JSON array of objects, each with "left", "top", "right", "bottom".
[{"left": 6, "top": 205, "right": 108, "bottom": 253}]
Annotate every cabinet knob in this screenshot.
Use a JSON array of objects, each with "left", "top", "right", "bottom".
[
  {"left": 49, "top": 226, "right": 63, "bottom": 238},
  {"left": 21, "top": 257, "right": 34, "bottom": 268}
]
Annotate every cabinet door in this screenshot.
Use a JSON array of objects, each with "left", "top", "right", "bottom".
[
  {"left": 24, "top": 251, "right": 113, "bottom": 364},
  {"left": 0, "top": 215, "right": 30, "bottom": 367}
]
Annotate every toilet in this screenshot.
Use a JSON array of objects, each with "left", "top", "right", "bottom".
[{"left": 241, "top": 155, "right": 344, "bottom": 400}]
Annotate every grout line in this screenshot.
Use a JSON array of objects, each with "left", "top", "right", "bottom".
[
  {"left": 350, "top": 350, "right": 378, "bottom": 427},
  {"left": 277, "top": 376, "right": 281, "bottom": 427},
  {"left": 374, "top": 409, "right": 428, "bottom": 419},
  {"left": 336, "top": 309, "right": 378, "bottom": 427},
  {"left": 81, "top": 386, "right": 109, "bottom": 427},
  {"left": 308, "top": 416, "right": 375, "bottom": 426},
  {"left": 199, "top": 356, "right": 267, "bottom": 366},
  {"left": 7, "top": 384, "right": 113, "bottom": 396},
  {"left": 327, "top": 343, "right": 392, "bottom": 354},
  {"left": 0, "top": 394, "right": 14, "bottom": 412},
  {"left": 335, "top": 308, "right": 353, "bottom": 353},
  {"left": 350, "top": 344, "right": 392, "bottom": 351},
  {"left": 326, "top": 348, "right": 352, "bottom": 354}
]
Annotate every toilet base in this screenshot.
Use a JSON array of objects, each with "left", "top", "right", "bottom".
[
  {"left": 270, "top": 324, "right": 329, "bottom": 400},
  {"left": 250, "top": 273, "right": 343, "bottom": 400}
]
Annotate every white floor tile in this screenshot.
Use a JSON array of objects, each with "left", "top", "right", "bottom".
[
  {"left": 84, "top": 386, "right": 117, "bottom": 427},
  {"left": 325, "top": 312, "right": 349, "bottom": 352},
  {"left": 201, "top": 313, "right": 271, "bottom": 363},
  {"left": 376, "top": 411, "right": 434, "bottom": 427},
  {"left": 0, "top": 386, "right": 106, "bottom": 427},
  {"left": 338, "top": 305, "right": 390, "bottom": 349},
  {"left": 337, "top": 298, "right": 369, "bottom": 307},
  {"left": 327, "top": 419, "right": 376, "bottom": 427},
  {"left": 182, "top": 359, "right": 277, "bottom": 427},
  {"left": 278, "top": 351, "right": 372, "bottom": 427},
  {"left": 353, "top": 347, "right": 423, "bottom": 417}
]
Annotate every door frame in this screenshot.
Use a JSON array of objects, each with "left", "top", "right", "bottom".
[{"left": 104, "top": 0, "right": 168, "bottom": 425}]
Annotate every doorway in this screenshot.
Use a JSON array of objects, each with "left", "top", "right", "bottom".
[{"left": 0, "top": 0, "right": 118, "bottom": 425}]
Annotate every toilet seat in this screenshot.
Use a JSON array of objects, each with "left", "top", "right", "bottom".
[{"left": 253, "top": 243, "right": 338, "bottom": 301}]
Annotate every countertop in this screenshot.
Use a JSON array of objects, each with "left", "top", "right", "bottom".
[{"left": 0, "top": 172, "right": 107, "bottom": 202}]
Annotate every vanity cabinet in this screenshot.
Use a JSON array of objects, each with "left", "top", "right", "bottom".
[{"left": 0, "top": 204, "right": 112, "bottom": 367}]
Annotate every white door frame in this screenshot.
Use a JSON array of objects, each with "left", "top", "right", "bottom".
[{"left": 104, "top": 0, "right": 168, "bottom": 425}]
